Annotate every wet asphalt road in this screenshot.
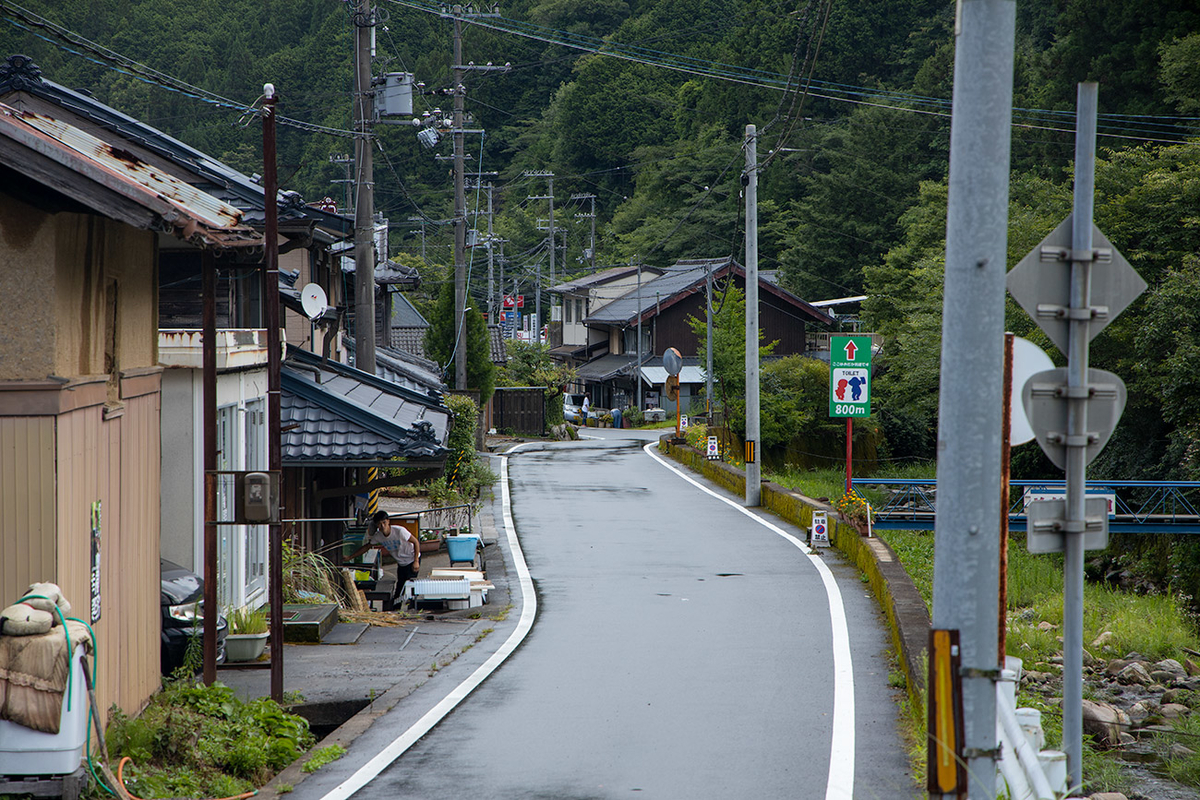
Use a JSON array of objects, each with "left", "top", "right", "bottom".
[{"left": 352, "top": 433, "right": 912, "bottom": 799}]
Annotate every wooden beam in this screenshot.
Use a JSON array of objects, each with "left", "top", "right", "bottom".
[{"left": 312, "top": 467, "right": 444, "bottom": 501}]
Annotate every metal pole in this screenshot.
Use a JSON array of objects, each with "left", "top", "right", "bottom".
[
  {"left": 845, "top": 418, "right": 853, "bottom": 495},
  {"left": 1063, "top": 81, "right": 1098, "bottom": 792},
  {"left": 202, "top": 251, "right": 217, "bottom": 686},
  {"left": 353, "top": 0, "right": 376, "bottom": 374},
  {"left": 932, "top": 1, "right": 1015, "bottom": 797},
  {"left": 262, "top": 84, "right": 284, "bottom": 704},
  {"left": 453, "top": 17, "right": 467, "bottom": 389},
  {"left": 706, "top": 261, "right": 714, "bottom": 418},
  {"left": 744, "top": 123, "right": 761, "bottom": 507}
]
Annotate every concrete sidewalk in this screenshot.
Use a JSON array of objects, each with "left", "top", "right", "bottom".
[{"left": 217, "top": 459, "right": 519, "bottom": 798}]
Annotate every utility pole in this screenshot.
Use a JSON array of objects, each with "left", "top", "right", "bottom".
[
  {"left": 706, "top": 259, "right": 714, "bottom": 418},
  {"left": 932, "top": 1, "right": 1016, "bottom": 797},
  {"left": 444, "top": 7, "right": 505, "bottom": 384},
  {"left": 635, "top": 256, "right": 642, "bottom": 410},
  {"left": 744, "top": 124, "right": 761, "bottom": 507},
  {"left": 572, "top": 193, "right": 596, "bottom": 270},
  {"left": 329, "top": 152, "right": 353, "bottom": 215},
  {"left": 353, "top": 0, "right": 377, "bottom": 374},
  {"left": 486, "top": 182, "right": 495, "bottom": 324},
  {"left": 452, "top": 16, "right": 466, "bottom": 390},
  {"left": 526, "top": 170, "right": 555, "bottom": 340}
]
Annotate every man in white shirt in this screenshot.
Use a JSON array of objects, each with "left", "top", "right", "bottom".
[{"left": 350, "top": 510, "right": 420, "bottom": 595}]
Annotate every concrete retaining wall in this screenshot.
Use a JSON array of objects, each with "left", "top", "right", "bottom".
[{"left": 659, "top": 437, "right": 930, "bottom": 711}]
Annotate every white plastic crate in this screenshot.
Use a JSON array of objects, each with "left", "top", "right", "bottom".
[{"left": 0, "top": 645, "right": 88, "bottom": 776}]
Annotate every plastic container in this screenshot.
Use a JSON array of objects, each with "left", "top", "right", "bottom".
[
  {"left": 0, "top": 645, "right": 87, "bottom": 775},
  {"left": 445, "top": 535, "right": 479, "bottom": 566}
]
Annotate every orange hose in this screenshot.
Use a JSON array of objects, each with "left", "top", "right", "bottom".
[{"left": 116, "top": 756, "right": 258, "bottom": 800}]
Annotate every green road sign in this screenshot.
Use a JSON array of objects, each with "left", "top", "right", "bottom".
[{"left": 830, "top": 335, "right": 872, "bottom": 418}]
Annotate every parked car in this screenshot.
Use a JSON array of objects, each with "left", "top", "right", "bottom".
[
  {"left": 160, "top": 558, "right": 227, "bottom": 674},
  {"left": 563, "top": 393, "right": 596, "bottom": 424}
]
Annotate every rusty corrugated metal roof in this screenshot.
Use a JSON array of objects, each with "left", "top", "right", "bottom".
[{"left": 0, "top": 103, "right": 261, "bottom": 250}]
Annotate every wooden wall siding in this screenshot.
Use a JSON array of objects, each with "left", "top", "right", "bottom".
[
  {"left": 53, "top": 391, "right": 161, "bottom": 719},
  {"left": 648, "top": 288, "right": 808, "bottom": 357},
  {"left": 0, "top": 416, "right": 57, "bottom": 607}
]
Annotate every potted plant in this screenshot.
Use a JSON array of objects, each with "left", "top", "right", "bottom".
[
  {"left": 419, "top": 529, "right": 442, "bottom": 553},
  {"left": 226, "top": 606, "right": 269, "bottom": 662},
  {"left": 600, "top": 413, "right": 613, "bottom": 428}
]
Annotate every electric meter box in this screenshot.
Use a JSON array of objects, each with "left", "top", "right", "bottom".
[
  {"left": 237, "top": 471, "right": 280, "bottom": 524},
  {"left": 375, "top": 72, "right": 414, "bottom": 118}
]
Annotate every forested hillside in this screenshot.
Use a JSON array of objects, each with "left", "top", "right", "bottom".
[{"left": 4, "top": 0, "right": 1200, "bottom": 491}]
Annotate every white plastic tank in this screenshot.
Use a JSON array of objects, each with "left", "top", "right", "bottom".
[{"left": 0, "top": 645, "right": 88, "bottom": 775}]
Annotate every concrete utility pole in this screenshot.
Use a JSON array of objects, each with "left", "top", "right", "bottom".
[
  {"left": 635, "top": 256, "right": 643, "bottom": 410},
  {"left": 572, "top": 193, "right": 596, "bottom": 270},
  {"left": 526, "top": 171, "right": 555, "bottom": 338},
  {"left": 743, "top": 124, "right": 761, "bottom": 507},
  {"left": 353, "top": 0, "right": 377, "bottom": 374},
  {"left": 452, "top": 16, "right": 467, "bottom": 389},
  {"left": 706, "top": 260, "right": 714, "bottom": 418},
  {"left": 932, "top": 1, "right": 1016, "bottom": 797},
  {"left": 486, "top": 183, "right": 495, "bottom": 324}
]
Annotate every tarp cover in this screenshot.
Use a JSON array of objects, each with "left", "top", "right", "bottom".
[{"left": 0, "top": 621, "right": 91, "bottom": 733}]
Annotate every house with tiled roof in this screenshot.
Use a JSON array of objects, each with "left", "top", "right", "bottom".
[{"left": 571, "top": 257, "right": 835, "bottom": 413}]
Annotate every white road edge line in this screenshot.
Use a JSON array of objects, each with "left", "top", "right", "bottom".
[
  {"left": 319, "top": 444, "right": 539, "bottom": 800},
  {"left": 643, "top": 441, "right": 856, "bottom": 800}
]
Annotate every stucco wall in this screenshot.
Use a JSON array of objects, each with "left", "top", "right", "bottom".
[
  {"left": 0, "top": 204, "right": 156, "bottom": 382},
  {"left": 0, "top": 192, "right": 58, "bottom": 379}
]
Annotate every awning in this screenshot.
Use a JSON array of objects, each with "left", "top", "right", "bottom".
[{"left": 640, "top": 365, "right": 709, "bottom": 386}]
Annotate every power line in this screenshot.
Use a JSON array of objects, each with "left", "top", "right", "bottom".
[{"left": 0, "top": 2, "right": 358, "bottom": 138}]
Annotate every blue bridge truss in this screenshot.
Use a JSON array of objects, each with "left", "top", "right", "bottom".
[{"left": 852, "top": 479, "right": 1200, "bottom": 533}]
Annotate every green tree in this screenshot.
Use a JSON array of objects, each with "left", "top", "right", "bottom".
[
  {"left": 424, "top": 281, "right": 495, "bottom": 403},
  {"left": 686, "top": 283, "right": 775, "bottom": 437}
]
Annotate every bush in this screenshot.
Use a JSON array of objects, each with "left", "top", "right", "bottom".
[
  {"left": 446, "top": 394, "right": 479, "bottom": 490},
  {"left": 106, "top": 680, "right": 315, "bottom": 796}
]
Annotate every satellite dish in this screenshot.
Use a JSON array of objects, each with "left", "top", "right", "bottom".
[
  {"left": 300, "top": 283, "right": 328, "bottom": 320},
  {"left": 1011, "top": 336, "right": 1054, "bottom": 445}
]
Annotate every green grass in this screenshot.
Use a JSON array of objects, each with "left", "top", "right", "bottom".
[
  {"left": 301, "top": 744, "right": 345, "bottom": 774},
  {"left": 876, "top": 523, "right": 1200, "bottom": 790},
  {"left": 767, "top": 462, "right": 936, "bottom": 507}
]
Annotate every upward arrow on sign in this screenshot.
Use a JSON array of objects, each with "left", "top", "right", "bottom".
[{"left": 844, "top": 340, "right": 858, "bottom": 360}]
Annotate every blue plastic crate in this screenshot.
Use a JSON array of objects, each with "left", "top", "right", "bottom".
[{"left": 444, "top": 535, "right": 479, "bottom": 565}]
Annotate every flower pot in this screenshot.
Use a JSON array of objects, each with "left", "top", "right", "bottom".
[
  {"left": 419, "top": 538, "right": 441, "bottom": 553},
  {"left": 225, "top": 631, "right": 268, "bottom": 662}
]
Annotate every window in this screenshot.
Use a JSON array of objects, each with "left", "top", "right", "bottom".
[{"left": 565, "top": 297, "right": 572, "bottom": 324}]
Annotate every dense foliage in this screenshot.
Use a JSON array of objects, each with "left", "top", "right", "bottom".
[{"left": 6, "top": 1, "right": 1200, "bottom": 591}]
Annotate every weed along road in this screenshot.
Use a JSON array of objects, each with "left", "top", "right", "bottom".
[{"left": 313, "top": 432, "right": 911, "bottom": 799}]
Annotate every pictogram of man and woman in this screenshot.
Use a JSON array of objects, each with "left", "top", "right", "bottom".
[{"left": 835, "top": 375, "right": 867, "bottom": 401}]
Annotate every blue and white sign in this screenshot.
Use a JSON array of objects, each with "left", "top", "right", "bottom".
[
  {"left": 706, "top": 436, "right": 719, "bottom": 460},
  {"left": 812, "top": 511, "right": 829, "bottom": 547}
]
